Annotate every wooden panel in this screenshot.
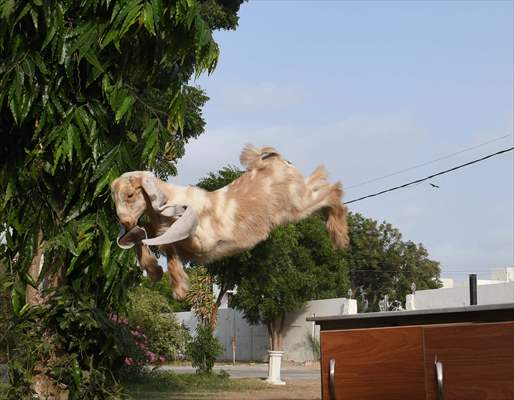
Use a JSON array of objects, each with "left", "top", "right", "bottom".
[
  {"left": 424, "top": 322, "right": 514, "bottom": 400},
  {"left": 320, "top": 326, "right": 426, "bottom": 400}
]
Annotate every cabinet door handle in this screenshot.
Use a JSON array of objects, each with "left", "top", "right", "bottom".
[
  {"left": 329, "top": 358, "right": 336, "bottom": 400},
  {"left": 435, "top": 360, "right": 444, "bottom": 400}
]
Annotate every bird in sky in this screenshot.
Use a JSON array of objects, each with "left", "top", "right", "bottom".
[{"left": 429, "top": 183, "right": 440, "bottom": 188}]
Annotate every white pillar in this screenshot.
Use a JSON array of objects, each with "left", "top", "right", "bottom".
[
  {"left": 342, "top": 298, "right": 357, "bottom": 315},
  {"left": 265, "top": 350, "right": 286, "bottom": 385},
  {"left": 405, "top": 294, "right": 415, "bottom": 310}
]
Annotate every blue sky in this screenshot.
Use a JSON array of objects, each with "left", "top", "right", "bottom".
[{"left": 175, "top": 1, "right": 514, "bottom": 281}]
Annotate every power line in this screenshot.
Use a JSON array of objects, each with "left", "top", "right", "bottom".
[
  {"left": 344, "top": 146, "right": 514, "bottom": 205},
  {"left": 346, "top": 132, "right": 514, "bottom": 190}
]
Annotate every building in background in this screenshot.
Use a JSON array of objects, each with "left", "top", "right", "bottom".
[{"left": 406, "top": 267, "right": 514, "bottom": 310}]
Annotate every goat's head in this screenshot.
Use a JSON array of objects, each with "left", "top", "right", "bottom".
[{"left": 110, "top": 171, "right": 167, "bottom": 230}]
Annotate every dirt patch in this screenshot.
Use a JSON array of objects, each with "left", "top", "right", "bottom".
[{"left": 215, "top": 379, "right": 321, "bottom": 400}]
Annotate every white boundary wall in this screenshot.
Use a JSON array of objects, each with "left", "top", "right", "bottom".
[
  {"left": 406, "top": 269, "right": 514, "bottom": 310},
  {"left": 175, "top": 297, "right": 353, "bottom": 363}
]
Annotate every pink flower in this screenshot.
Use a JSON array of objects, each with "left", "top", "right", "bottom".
[{"left": 145, "top": 351, "right": 157, "bottom": 363}]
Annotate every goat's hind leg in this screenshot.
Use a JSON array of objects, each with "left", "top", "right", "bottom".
[
  {"left": 297, "top": 166, "right": 335, "bottom": 218},
  {"left": 301, "top": 167, "right": 349, "bottom": 248}
]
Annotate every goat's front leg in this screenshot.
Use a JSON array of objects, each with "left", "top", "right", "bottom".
[
  {"left": 135, "top": 243, "right": 163, "bottom": 282},
  {"left": 162, "top": 244, "right": 189, "bottom": 300}
]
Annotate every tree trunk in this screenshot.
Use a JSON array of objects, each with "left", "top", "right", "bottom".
[
  {"left": 26, "top": 230, "right": 68, "bottom": 400},
  {"left": 209, "top": 283, "right": 227, "bottom": 330},
  {"left": 267, "top": 315, "right": 285, "bottom": 351}
]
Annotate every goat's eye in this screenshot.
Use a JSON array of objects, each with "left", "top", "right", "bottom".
[{"left": 127, "top": 193, "right": 134, "bottom": 199}]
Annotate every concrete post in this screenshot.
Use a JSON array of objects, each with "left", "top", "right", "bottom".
[
  {"left": 405, "top": 294, "right": 415, "bottom": 310},
  {"left": 265, "top": 350, "right": 286, "bottom": 385},
  {"left": 342, "top": 298, "right": 357, "bottom": 315}
]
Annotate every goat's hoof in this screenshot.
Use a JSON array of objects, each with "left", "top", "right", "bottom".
[{"left": 172, "top": 286, "right": 188, "bottom": 301}]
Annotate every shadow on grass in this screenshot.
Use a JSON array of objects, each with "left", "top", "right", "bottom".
[{"left": 123, "top": 370, "right": 268, "bottom": 400}]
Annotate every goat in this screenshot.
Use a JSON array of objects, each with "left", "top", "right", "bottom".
[{"left": 110, "top": 145, "right": 349, "bottom": 300}]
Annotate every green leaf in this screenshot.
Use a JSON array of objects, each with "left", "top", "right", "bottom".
[
  {"left": 7, "top": 67, "right": 23, "bottom": 124},
  {"left": 127, "top": 131, "right": 138, "bottom": 142},
  {"left": 93, "top": 167, "right": 117, "bottom": 197},
  {"left": 1, "top": 0, "right": 15, "bottom": 19},
  {"left": 142, "top": 126, "right": 158, "bottom": 161},
  {"left": 143, "top": 1, "right": 155, "bottom": 35},
  {"left": 12, "top": 281, "right": 25, "bottom": 315},
  {"left": 18, "top": 303, "right": 31, "bottom": 317},
  {"left": 115, "top": 93, "right": 135, "bottom": 122},
  {"left": 118, "top": 0, "right": 143, "bottom": 38},
  {"left": 101, "top": 237, "right": 111, "bottom": 272}
]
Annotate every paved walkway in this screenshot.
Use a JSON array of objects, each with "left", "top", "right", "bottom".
[{"left": 159, "top": 363, "right": 321, "bottom": 381}]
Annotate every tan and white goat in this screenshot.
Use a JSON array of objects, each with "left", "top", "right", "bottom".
[{"left": 110, "top": 145, "right": 349, "bottom": 300}]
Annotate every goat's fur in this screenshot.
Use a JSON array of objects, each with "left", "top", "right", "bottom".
[{"left": 110, "top": 145, "right": 349, "bottom": 300}]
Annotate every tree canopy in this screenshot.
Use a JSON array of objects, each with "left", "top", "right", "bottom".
[
  {"left": 346, "top": 213, "right": 441, "bottom": 311},
  {"left": 0, "top": 0, "right": 242, "bottom": 397}
]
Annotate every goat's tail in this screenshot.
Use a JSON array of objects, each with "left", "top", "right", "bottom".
[
  {"left": 136, "top": 244, "right": 163, "bottom": 281},
  {"left": 323, "top": 182, "right": 350, "bottom": 249},
  {"left": 240, "top": 144, "right": 281, "bottom": 170}
]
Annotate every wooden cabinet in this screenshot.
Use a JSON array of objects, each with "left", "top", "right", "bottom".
[
  {"left": 321, "top": 327, "right": 426, "bottom": 400},
  {"left": 424, "top": 322, "right": 514, "bottom": 400},
  {"left": 311, "top": 304, "right": 514, "bottom": 400}
]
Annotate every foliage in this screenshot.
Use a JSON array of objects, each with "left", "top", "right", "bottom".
[
  {"left": 185, "top": 265, "right": 217, "bottom": 328},
  {"left": 140, "top": 272, "right": 190, "bottom": 312},
  {"left": 126, "top": 287, "right": 191, "bottom": 363},
  {"left": 346, "top": 213, "right": 441, "bottom": 311},
  {"left": 0, "top": 263, "right": 11, "bottom": 364},
  {"left": 196, "top": 165, "right": 243, "bottom": 191},
  {"left": 186, "top": 324, "right": 223, "bottom": 374},
  {"left": 0, "top": 0, "right": 242, "bottom": 396},
  {"left": 184, "top": 266, "right": 223, "bottom": 373},
  {"left": 231, "top": 223, "right": 328, "bottom": 350},
  {"left": 6, "top": 289, "right": 137, "bottom": 399}
]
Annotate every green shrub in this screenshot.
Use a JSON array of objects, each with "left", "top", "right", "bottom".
[
  {"left": 186, "top": 324, "right": 223, "bottom": 374},
  {"left": 306, "top": 332, "right": 320, "bottom": 360},
  {"left": 126, "top": 287, "right": 191, "bottom": 363},
  {"left": 6, "top": 288, "right": 134, "bottom": 399}
]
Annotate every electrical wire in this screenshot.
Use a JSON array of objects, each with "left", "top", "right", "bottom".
[
  {"left": 346, "top": 132, "right": 514, "bottom": 190},
  {"left": 344, "top": 146, "right": 514, "bottom": 205}
]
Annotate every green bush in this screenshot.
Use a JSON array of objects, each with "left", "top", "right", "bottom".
[
  {"left": 126, "top": 287, "right": 191, "bottom": 363},
  {"left": 186, "top": 324, "right": 223, "bottom": 374},
  {"left": 6, "top": 288, "right": 134, "bottom": 399}
]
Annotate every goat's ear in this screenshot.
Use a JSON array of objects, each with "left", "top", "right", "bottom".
[{"left": 141, "top": 175, "right": 168, "bottom": 211}]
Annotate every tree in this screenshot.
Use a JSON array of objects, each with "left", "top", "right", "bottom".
[
  {"left": 0, "top": 1, "right": 242, "bottom": 397},
  {"left": 185, "top": 265, "right": 223, "bottom": 373},
  {"left": 231, "top": 224, "right": 321, "bottom": 350},
  {"left": 346, "top": 213, "right": 441, "bottom": 311}
]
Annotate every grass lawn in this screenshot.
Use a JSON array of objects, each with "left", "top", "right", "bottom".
[{"left": 123, "top": 370, "right": 269, "bottom": 400}]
